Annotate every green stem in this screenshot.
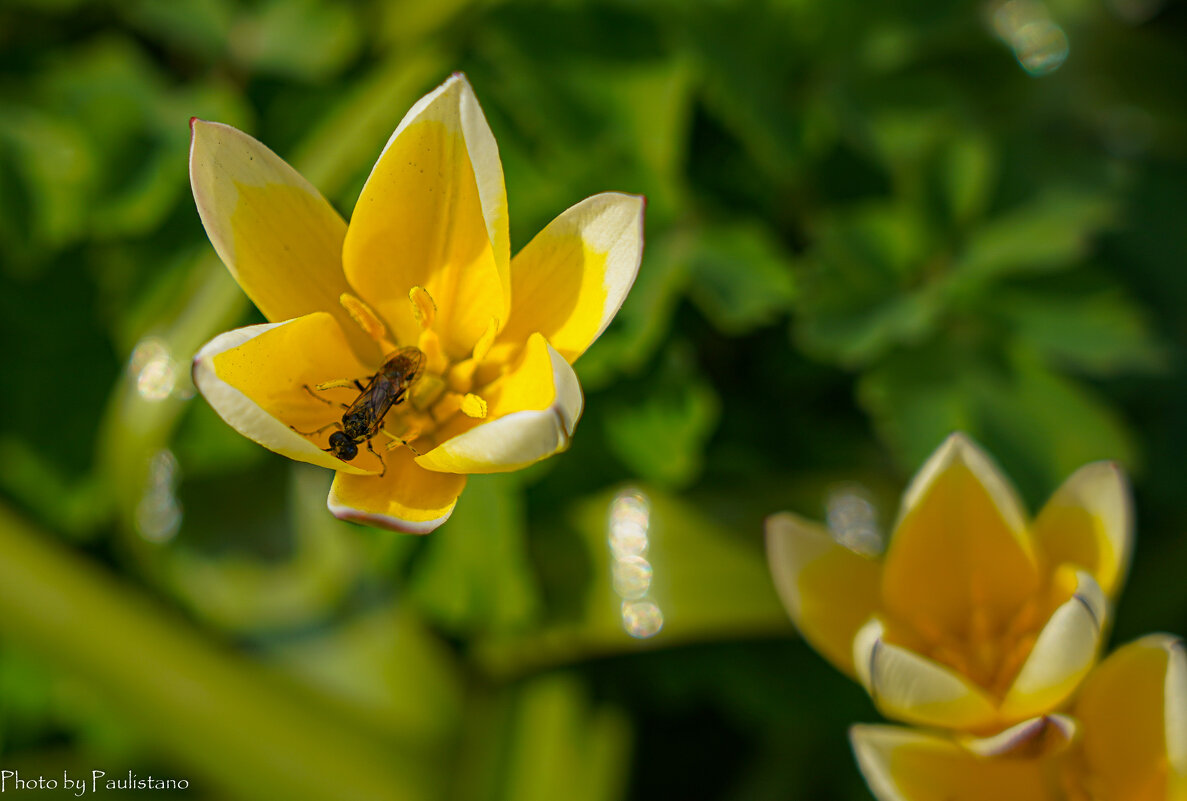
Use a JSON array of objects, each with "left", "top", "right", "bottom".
[{"left": 0, "top": 503, "right": 435, "bottom": 801}]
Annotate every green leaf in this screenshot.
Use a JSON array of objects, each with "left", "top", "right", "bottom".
[
  {"left": 118, "top": 0, "right": 234, "bottom": 61},
  {"left": 686, "top": 223, "right": 797, "bottom": 335},
  {"left": 229, "top": 0, "right": 362, "bottom": 81},
  {"left": 498, "top": 675, "right": 631, "bottom": 801},
  {"left": 167, "top": 464, "right": 389, "bottom": 633},
  {"left": 261, "top": 604, "right": 462, "bottom": 747},
  {"left": 0, "top": 106, "right": 94, "bottom": 261},
  {"left": 0, "top": 504, "right": 439, "bottom": 801},
  {"left": 602, "top": 346, "right": 721, "bottom": 489},
  {"left": 795, "top": 203, "right": 938, "bottom": 365},
  {"left": 938, "top": 133, "right": 997, "bottom": 226},
  {"left": 857, "top": 343, "right": 975, "bottom": 472},
  {"left": 996, "top": 288, "right": 1166, "bottom": 376},
  {"left": 860, "top": 344, "right": 1137, "bottom": 504},
  {"left": 409, "top": 475, "right": 542, "bottom": 635},
  {"left": 953, "top": 188, "right": 1116, "bottom": 281},
  {"left": 475, "top": 486, "right": 789, "bottom": 675}
]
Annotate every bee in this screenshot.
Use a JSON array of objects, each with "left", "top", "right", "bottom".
[{"left": 294, "top": 347, "right": 424, "bottom": 475}]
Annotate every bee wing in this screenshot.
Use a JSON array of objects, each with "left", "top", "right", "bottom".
[{"left": 344, "top": 378, "right": 398, "bottom": 433}]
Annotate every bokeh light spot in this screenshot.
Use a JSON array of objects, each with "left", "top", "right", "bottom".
[
  {"left": 1013, "top": 21, "right": 1069, "bottom": 76},
  {"left": 613, "top": 555, "right": 654, "bottom": 600},
  {"left": 621, "top": 600, "right": 664, "bottom": 639},
  {"left": 826, "top": 483, "right": 884, "bottom": 557},
  {"left": 137, "top": 449, "right": 183, "bottom": 543},
  {"left": 608, "top": 489, "right": 663, "bottom": 638},
  {"left": 989, "top": 0, "right": 1068, "bottom": 76},
  {"left": 130, "top": 337, "right": 179, "bottom": 402}
]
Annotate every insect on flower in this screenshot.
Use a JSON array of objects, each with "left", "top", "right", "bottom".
[
  {"left": 293, "top": 346, "right": 425, "bottom": 476},
  {"left": 189, "top": 74, "right": 645, "bottom": 533}
]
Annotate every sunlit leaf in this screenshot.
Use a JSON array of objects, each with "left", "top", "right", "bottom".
[
  {"left": 602, "top": 346, "right": 721, "bottom": 489},
  {"left": 996, "top": 288, "right": 1166, "bottom": 376},
  {"left": 409, "top": 475, "right": 542, "bottom": 635},
  {"left": 476, "top": 485, "right": 789, "bottom": 675},
  {"left": 498, "top": 675, "right": 631, "bottom": 801},
  {"left": 262, "top": 604, "right": 462, "bottom": 747}
]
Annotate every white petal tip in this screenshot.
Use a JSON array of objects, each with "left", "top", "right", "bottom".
[{"left": 326, "top": 492, "right": 453, "bottom": 535}]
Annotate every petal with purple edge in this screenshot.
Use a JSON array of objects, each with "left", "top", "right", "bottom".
[
  {"left": 850, "top": 724, "right": 1057, "bottom": 801},
  {"left": 328, "top": 448, "right": 467, "bottom": 534},
  {"left": 853, "top": 617, "right": 998, "bottom": 731}
]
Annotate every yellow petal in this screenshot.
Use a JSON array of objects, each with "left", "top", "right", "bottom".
[
  {"left": 342, "top": 74, "right": 509, "bottom": 360},
  {"left": 328, "top": 447, "right": 467, "bottom": 534},
  {"left": 188, "top": 120, "right": 374, "bottom": 358},
  {"left": 497, "top": 192, "right": 645, "bottom": 363},
  {"left": 999, "top": 568, "right": 1106, "bottom": 721},
  {"left": 850, "top": 724, "right": 1058, "bottom": 801},
  {"left": 193, "top": 313, "right": 377, "bottom": 475},
  {"left": 853, "top": 617, "right": 999, "bottom": 731},
  {"left": 958, "top": 714, "right": 1077, "bottom": 758},
  {"left": 415, "top": 333, "right": 583, "bottom": 474},
  {"left": 1074, "top": 634, "right": 1187, "bottom": 801},
  {"left": 883, "top": 432, "right": 1040, "bottom": 642},
  {"left": 763, "top": 512, "right": 882, "bottom": 678},
  {"left": 1032, "top": 461, "right": 1133, "bottom": 598}
]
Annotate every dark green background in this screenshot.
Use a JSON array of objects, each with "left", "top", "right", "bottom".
[{"left": 1, "top": 0, "right": 1185, "bottom": 798}]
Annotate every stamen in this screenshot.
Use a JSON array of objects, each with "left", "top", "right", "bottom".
[
  {"left": 431, "top": 392, "right": 463, "bottom": 423},
  {"left": 410, "top": 373, "right": 447, "bottom": 413},
  {"left": 409, "top": 285, "right": 437, "bottom": 329},
  {"left": 448, "top": 358, "right": 478, "bottom": 394},
  {"left": 461, "top": 393, "right": 488, "bottom": 419},
  {"left": 417, "top": 328, "right": 449, "bottom": 376},
  {"left": 340, "top": 293, "right": 396, "bottom": 352},
  {"left": 472, "top": 316, "right": 498, "bottom": 361}
]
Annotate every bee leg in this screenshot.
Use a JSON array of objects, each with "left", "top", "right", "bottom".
[
  {"left": 314, "top": 378, "right": 366, "bottom": 391},
  {"left": 380, "top": 426, "right": 422, "bottom": 456},
  {"left": 301, "top": 384, "right": 339, "bottom": 407},
  {"left": 290, "top": 420, "right": 341, "bottom": 437},
  {"left": 366, "top": 439, "right": 387, "bottom": 478},
  {"left": 304, "top": 379, "right": 365, "bottom": 409}
]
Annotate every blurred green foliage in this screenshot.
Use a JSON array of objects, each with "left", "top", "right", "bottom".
[{"left": 1, "top": 0, "right": 1186, "bottom": 798}]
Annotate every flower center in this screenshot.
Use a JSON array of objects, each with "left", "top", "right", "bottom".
[
  {"left": 338, "top": 288, "right": 492, "bottom": 460},
  {"left": 888, "top": 583, "right": 1065, "bottom": 701},
  {"left": 920, "top": 595, "right": 1043, "bottom": 697}
]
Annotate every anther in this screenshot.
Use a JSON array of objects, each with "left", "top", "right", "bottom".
[
  {"left": 472, "top": 316, "right": 498, "bottom": 361},
  {"left": 340, "top": 293, "right": 396, "bottom": 352},
  {"left": 409, "top": 286, "right": 437, "bottom": 329},
  {"left": 461, "top": 393, "right": 488, "bottom": 419}
]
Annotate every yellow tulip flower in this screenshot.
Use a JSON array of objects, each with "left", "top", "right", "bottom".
[
  {"left": 849, "top": 634, "right": 1187, "bottom": 801},
  {"left": 189, "top": 74, "right": 644, "bottom": 533},
  {"left": 766, "top": 433, "right": 1132, "bottom": 732}
]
